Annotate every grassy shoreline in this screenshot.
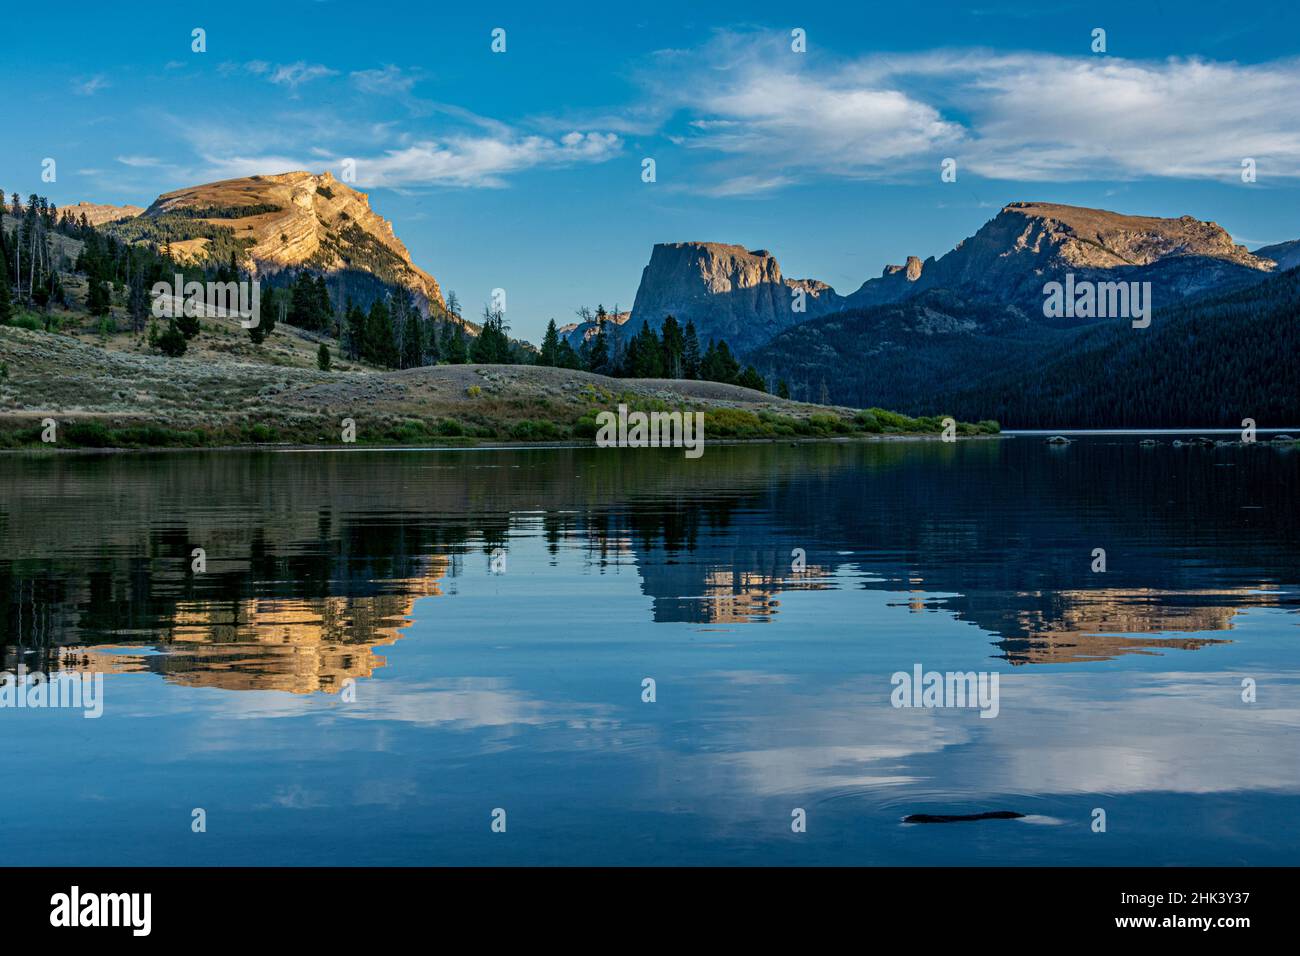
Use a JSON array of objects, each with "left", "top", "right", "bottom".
[{"left": 0, "top": 422, "right": 1002, "bottom": 454}]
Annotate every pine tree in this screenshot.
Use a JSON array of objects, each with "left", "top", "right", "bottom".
[
  {"left": 314, "top": 275, "right": 333, "bottom": 333},
  {"left": 737, "top": 365, "right": 766, "bottom": 392},
  {"left": 557, "top": 340, "right": 582, "bottom": 370},
  {"left": 445, "top": 321, "right": 468, "bottom": 364},
  {"left": 250, "top": 286, "right": 279, "bottom": 344},
  {"left": 344, "top": 300, "right": 365, "bottom": 359},
  {"left": 87, "top": 275, "right": 112, "bottom": 316},
  {"left": 471, "top": 306, "right": 511, "bottom": 364},
  {"left": 365, "top": 298, "right": 397, "bottom": 367},
  {"left": 424, "top": 319, "right": 442, "bottom": 365},
  {"left": 128, "top": 266, "right": 150, "bottom": 333},
  {"left": 539, "top": 319, "right": 561, "bottom": 366},
  {"left": 660, "top": 315, "right": 684, "bottom": 379},
  {"left": 317, "top": 342, "right": 331, "bottom": 370},
  {"left": 683, "top": 321, "right": 701, "bottom": 379},
  {"left": 401, "top": 306, "right": 423, "bottom": 369},
  {"left": 0, "top": 259, "right": 13, "bottom": 324}
]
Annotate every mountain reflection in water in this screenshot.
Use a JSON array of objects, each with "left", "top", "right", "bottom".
[
  {"left": 4, "top": 440, "right": 1293, "bottom": 688},
  {"left": 1, "top": 438, "right": 1297, "bottom": 865}
]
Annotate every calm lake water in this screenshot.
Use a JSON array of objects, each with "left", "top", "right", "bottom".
[{"left": 1, "top": 437, "right": 1297, "bottom": 866}]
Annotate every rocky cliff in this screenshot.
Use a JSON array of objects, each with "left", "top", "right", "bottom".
[
  {"left": 627, "top": 242, "right": 843, "bottom": 352},
  {"left": 143, "top": 170, "right": 444, "bottom": 311}
]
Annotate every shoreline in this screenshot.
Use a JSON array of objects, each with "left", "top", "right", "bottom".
[{"left": 0, "top": 432, "right": 1008, "bottom": 457}]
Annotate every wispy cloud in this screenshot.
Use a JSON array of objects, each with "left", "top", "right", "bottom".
[
  {"left": 267, "top": 61, "right": 338, "bottom": 90},
  {"left": 73, "top": 74, "right": 109, "bottom": 96},
  {"left": 221, "top": 60, "right": 338, "bottom": 93},
  {"left": 350, "top": 131, "right": 622, "bottom": 188},
  {"left": 167, "top": 108, "right": 621, "bottom": 189},
  {"left": 351, "top": 65, "right": 418, "bottom": 96}
]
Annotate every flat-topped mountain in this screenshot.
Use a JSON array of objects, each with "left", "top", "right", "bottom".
[
  {"left": 628, "top": 242, "right": 843, "bottom": 351},
  {"left": 142, "top": 170, "right": 444, "bottom": 312}
]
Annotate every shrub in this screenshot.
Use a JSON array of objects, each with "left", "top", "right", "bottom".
[
  {"left": 807, "top": 412, "right": 850, "bottom": 434},
  {"left": 511, "top": 419, "right": 561, "bottom": 441},
  {"left": 157, "top": 322, "right": 188, "bottom": 357},
  {"left": 853, "top": 410, "right": 883, "bottom": 432}
]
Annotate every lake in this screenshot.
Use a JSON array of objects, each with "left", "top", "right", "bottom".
[{"left": 1, "top": 436, "right": 1297, "bottom": 865}]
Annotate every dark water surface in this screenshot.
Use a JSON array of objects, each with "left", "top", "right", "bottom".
[{"left": 1, "top": 437, "right": 1297, "bottom": 865}]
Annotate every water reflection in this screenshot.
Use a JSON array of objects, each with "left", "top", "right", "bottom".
[
  {"left": 1, "top": 438, "right": 1298, "bottom": 865},
  {"left": 2, "top": 440, "right": 1297, "bottom": 687}
]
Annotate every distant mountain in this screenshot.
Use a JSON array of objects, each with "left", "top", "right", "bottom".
[
  {"left": 627, "top": 204, "right": 1278, "bottom": 359},
  {"left": 750, "top": 264, "right": 1300, "bottom": 426},
  {"left": 749, "top": 288, "right": 1060, "bottom": 408},
  {"left": 627, "top": 242, "right": 844, "bottom": 352},
  {"left": 949, "top": 262, "right": 1300, "bottom": 427},
  {"left": 844, "top": 202, "right": 1273, "bottom": 313},
  {"left": 58, "top": 201, "right": 144, "bottom": 226},
  {"left": 558, "top": 309, "right": 630, "bottom": 351},
  {"left": 130, "top": 171, "right": 444, "bottom": 314},
  {"left": 1254, "top": 238, "right": 1300, "bottom": 272}
]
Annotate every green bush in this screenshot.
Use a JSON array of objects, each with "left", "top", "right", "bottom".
[
  {"left": 511, "top": 419, "right": 562, "bottom": 441},
  {"left": 853, "top": 410, "right": 883, "bottom": 432},
  {"left": 807, "top": 412, "right": 850, "bottom": 434}
]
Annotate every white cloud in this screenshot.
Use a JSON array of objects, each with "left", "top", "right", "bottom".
[
  {"left": 334, "top": 131, "right": 622, "bottom": 188},
  {"left": 650, "top": 34, "right": 1300, "bottom": 192}
]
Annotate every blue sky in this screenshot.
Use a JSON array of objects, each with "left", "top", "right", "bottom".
[{"left": 5, "top": 0, "right": 1300, "bottom": 341}]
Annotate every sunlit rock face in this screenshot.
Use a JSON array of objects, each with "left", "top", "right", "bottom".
[{"left": 143, "top": 170, "right": 444, "bottom": 313}]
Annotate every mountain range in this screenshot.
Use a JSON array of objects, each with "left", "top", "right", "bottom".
[
  {"left": 62, "top": 172, "right": 1300, "bottom": 425},
  {"left": 624, "top": 201, "right": 1298, "bottom": 425}
]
